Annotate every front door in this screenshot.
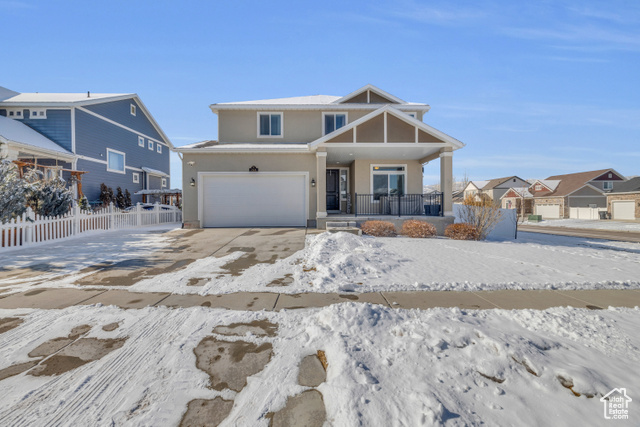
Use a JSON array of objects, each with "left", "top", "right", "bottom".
[{"left": 326, "top": 169, "right": 340, "bottom": 211}]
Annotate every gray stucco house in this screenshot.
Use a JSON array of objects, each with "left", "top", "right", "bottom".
[{"left": 0, "top": 86, "right": 173, "bottom": 204}]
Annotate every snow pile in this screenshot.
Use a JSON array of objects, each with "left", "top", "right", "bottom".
[{"left": 0, "top": 304, "right": 638, "bottom": 425}]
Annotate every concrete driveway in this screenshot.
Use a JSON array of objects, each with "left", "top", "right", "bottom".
[{"left": 69, "top": 228, "right": 308, "bottom": 288}]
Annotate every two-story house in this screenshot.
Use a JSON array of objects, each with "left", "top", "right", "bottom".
[
  {"left": 177, "top": 85, "right": 465, "bottom": 230},
  {"left": 501, "top": 168, "right": 627, "bottom": 219},
  {"left": 0, "top": 86, "right": 173, "bottom": 204},
  {"left": 463, "top": 176, "right": 529, "bottom": 204}
]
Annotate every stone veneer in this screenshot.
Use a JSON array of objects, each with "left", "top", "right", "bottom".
[{"left": 533, "top": 197, "right": 567, "bottom": 218}]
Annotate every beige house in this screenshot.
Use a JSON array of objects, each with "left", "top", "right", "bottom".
[
  {"left": 463, "top": 176, "right": 529, "bottom": 204},
  {"left": 176, "top": 85, "right": 465, "bottom": 230}
]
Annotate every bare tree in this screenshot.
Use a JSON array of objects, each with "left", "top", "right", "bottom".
[{"left": 458, "top": 195, "right": 503, "bottom": 240}]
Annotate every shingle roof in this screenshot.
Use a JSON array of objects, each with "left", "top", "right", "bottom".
[
  {"left": 216, "top": 95, "right": 341, "bottom": 105},
  {"left": 536, "top": 169, "right": 612, "bottom": 197},
  {"left": 0, "top": 92, "right": 131, "bottom": 104},
  {"left": 609, "top": 176, "right": 640, "bottom": 193}
]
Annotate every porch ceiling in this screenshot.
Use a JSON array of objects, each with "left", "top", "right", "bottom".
[{"left": 325, "top": 144, "right": 445, "bottom": 164}]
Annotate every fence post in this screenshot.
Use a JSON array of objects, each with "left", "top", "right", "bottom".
[
  {"left": 108, "top": 202, "right": 114, "bottom": 230},
  {"left": 136, "top": 203, "right": 142, "bottom": 226},
  {"left": 354, "top": 193, "right": 358, "bottom": 218},
  {"left": 398, "top": 194, "right": 401, "bottom": 217},
  {"left": 24, "top": 207, "right": 34, "bottom": 245},
  {"left": 155, "top": 202, "right": 160, "bottom": 224},
  {"left": 72, "top": 202, "right": 80, "bottom": 237}
]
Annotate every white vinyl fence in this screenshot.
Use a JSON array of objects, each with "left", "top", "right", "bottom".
[
  {"left": 569, "top": 207, "right": 607, "bottom": 220},
  {"left": 1, "top": 203, "right": 182, "bottom": 251}
]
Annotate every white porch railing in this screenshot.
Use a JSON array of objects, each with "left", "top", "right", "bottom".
[{"left": 0, "top": 203, "right": 182, "bottom": 251}]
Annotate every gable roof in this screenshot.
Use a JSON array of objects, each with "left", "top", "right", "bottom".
[
  {"left": 332, "top": 84, "right": 407, "bottom": 104},
  {"left": 480, "top": 176, "right": 527, "bottom": 191},
  {"left": 608, "top": 176, "right": 640, "bottom": 194},
  {"left": 0, "top": 115, "right": 75, "bottom": 158},
  {"left": 500, "top": 187, "right": 533, "bottom": 199},
  {"left": 468, "top": 180, "right": 489, "bottom": 190},
  {"left": 534, "top": 169, "right": 615, "bottom": 198},
  {"left": 309, "top": 104, "right": 464, "bottom": 149},
  {"left": 0, "top": 86, "right": 20, "bottom": 102},
  {"left": 210, "top": 85, "right": 430, "bottom": 112}
]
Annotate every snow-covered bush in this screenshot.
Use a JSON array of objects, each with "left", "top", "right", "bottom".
[
  {"left": 78, "top": 196, "right": 90, "bottom": 212},
  {"left": 444, "top": 223, "right": 480, "bottom": 240},
  {"left": 361, "top": 220, "right": 397, "bottom": 237},
  {"left": 100, "top": 183, "right": 114, "bottom": 206},
  {"left": 124, "top": 189, "right": 132, "bottom": 208},
  {"left": 115, "top": 187, "right": 126, "bottom": 209},
  {"left": 401, "top": 220, "right": 437, "bottom": 238},
  {"left": 0, "top": 160, "right": 28, "bottom": 223},
  {"left": 28, "top": 177, "right": 73, "bottom": 217}
]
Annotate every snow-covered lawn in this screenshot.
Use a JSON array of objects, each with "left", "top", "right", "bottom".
[
  {"left": 524, "top": 218, "right": 640, "bottom": 232},
  {"left": 1, "top": 304, "right": 637, "bottom": 426},
  {"left": 2, "top": 230, "right": 640, "bottom": 295}
]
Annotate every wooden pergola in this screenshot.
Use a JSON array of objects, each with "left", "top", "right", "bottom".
[{"left": 12, "top": 160, "right": 88, "bottom": 197}]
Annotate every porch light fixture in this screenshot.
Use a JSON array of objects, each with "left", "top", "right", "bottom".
[
  {"left": 187, "top": 161, "right": 195, "bottom": 167},
  {"left": 190, "top": 177, "right": 196, "bottom": 187},
  {"left": 311, "top": 178, "right": 316, "bottom": 187}
]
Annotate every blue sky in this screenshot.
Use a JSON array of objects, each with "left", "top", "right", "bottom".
[{"left": 3, "top": 0, "right": 639, "bottom": 187}]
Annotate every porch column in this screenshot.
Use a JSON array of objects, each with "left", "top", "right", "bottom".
[
  {"left": 316, "top": 151, "right": 327, "bottom": 218},
  {"left": 440, "top": 149, "right": 453, "bottom": 216}
]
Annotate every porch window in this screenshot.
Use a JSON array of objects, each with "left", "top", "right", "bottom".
[
  {"left": 340, "top": 169, "right": 348, "bottom": 201},
  {"left": 323, "top": 113, "right": 347, "bottom": 135},
  {"left": 107, "top": 149, "right": 125, "bottom": 174},
  {"left": 258, "top": 113, "right": 282, "bottom": 137},
  {"left": 371, "top": 165, "right": 406, "bottom": 200}
]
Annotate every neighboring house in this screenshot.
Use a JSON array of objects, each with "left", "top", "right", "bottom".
[
  {"left": 176, "top": 84, "right": 465, "bottom": 229},
  {"left": 606, "top": 176, "right": 640, "bottom": 221},
  {"left": 463, "top": 176, "right": 529, "bottom": 204},
  {"left": 0, "top": 86, "right": 172, "bottom": 204},
  {"left": 500, "top": 187, "right": 534, "bottom": 217},
  {"left": 529, "top": 169, "right": 626, "bottom": 219}
]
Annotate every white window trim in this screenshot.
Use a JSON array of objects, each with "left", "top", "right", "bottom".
[
  {"left": 370, "top": 164, "right": 407, "bottom": 199},
  {"left": 161, "top": 178, "right": 167, "bottom": 187},
  {"left": 133, "top": 173, "right": 140, "bottom": 183},
  {"left": 336, "top": 166, "right": 349, "bottom": 202},
  {"left": 138, "top": 136, "right": 145, "bottom": 147},
  {"left": 256, "top": 112, "right": 284, "bottom": 138},
  {"left": 6, "top": 109, "right": 23, "bottom": 119},
  {"left": 106, "top": 148, "right": 126, "bottom": 174},
  {"left": 29, "top": 109, "right": 47, "bottom": 119},
  {"left": 603, "top": 181, "right": 613, "bottom": 190},
  {"left": 157, "top": 144, "right": 162, "bottom": 153},
  {"left": 130, "top": 104, "right": 137, "bottom": 116},
  {"left": 322, "top": 112, "right": 348, "bottom": 136},
  {"left": 148, "top": 140, "right": 154, "bottom": 150}
]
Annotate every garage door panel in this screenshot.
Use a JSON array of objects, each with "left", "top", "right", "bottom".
[
  {"left": 535, "top": 204, "right": 560, "bottom": 219},
  {"left": 612, "top": 201, "right": 635, "bottom": 220},
  {"left": 201, "top": 174, "right": 307, "bottom": 227}
]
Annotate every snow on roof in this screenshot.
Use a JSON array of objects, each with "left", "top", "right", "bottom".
[
  {"left": 0, "top": 92, "right": 132, "bottom": 105},
  {"left": 216, "top": 95, "right": 341, "bottom": 106},
  {"left": 175, "top": 142, "right": 311, "bottom": 152},
  {"left": 135, "top": 189, "right": 182, "bottom": 195},
  {"left": 0, "top": 115, "right": 74, "bottom": 157},
  {"left": 502, "top": 187, "right": 533, "bottom": 198},
  {"left": 471, "top": 180, "right": 490, "bottom": 190},
  {"left": 141, "top": 167, "right": 169, "bottom": 177},
  {"left": 0, "top": 86, "right": 20, "bottom": 102},
  {"left": 538, "top": 179, "right": 561, "bottom": 191}
]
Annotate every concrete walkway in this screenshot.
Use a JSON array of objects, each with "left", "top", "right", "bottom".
[
  {"left": 1, "top": 288, "right": 639, "bottom": 311},
  {"left": 519, "top": 225, "right": 640, "bottom": 243}
]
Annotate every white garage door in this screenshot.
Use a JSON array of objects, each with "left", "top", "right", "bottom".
[
  {"left": 200, "top": 173, "right": 307, "bottom": 227},
  {"left": 612, "top": 201, "right": 635, "bottom": 220},
  {"left": 535, "top": 204, "right": 561, "bottom": 219}
]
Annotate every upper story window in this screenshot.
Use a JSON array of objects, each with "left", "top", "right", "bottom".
[
  {"left": 603, "top": 181, "right": 613, "bottom": 190},
  {"left": 157, "top": 143, "right": 162, "bottom": 154},
  {"left": 130, "top": 104, "right": 137, "bottom": 116},
  {"left": 148, "top": 140, "right": 154, "bottom": 151},
  {"left": 7, "top": 109, "right": 23, "bottom": 119},
  {"left": 257, "top": 112, "right": 282, "bottom": 137},
  {"left": 161, "top": 178, "right": 167, "bottom": 187},
  {"left": 138, "top": 136, "right": 145, "bottom": 147},
  {"left": 133, "top": 173, "right": 140, "bottom": 183},
  {"left": 107, "top": 148, "right": 125, "bottom": 174},
  {"left": 323, "top": 113, "right": 347, "bottom": 135},
  {"left": 535, "top": 184, "right": 542, "bottom": 191},
  {"left": 29, "top": 109, "right": 47, "bottom": 119}
]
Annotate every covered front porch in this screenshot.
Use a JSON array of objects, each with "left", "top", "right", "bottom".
[{"left": 310, "top": 105, "right": 461, "bottom": 227}]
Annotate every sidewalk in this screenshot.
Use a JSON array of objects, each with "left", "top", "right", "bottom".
[{"left": 1, "top": 288, "right": 639, "bottom": 311}]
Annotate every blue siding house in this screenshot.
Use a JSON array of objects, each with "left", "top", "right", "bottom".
[{"left": 0, "top": 87, "right": 173, "bottom": 204}]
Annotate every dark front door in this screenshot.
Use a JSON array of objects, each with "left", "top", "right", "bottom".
[{"left": 326, "top": 169, "right": 340, "bottom": 211}]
